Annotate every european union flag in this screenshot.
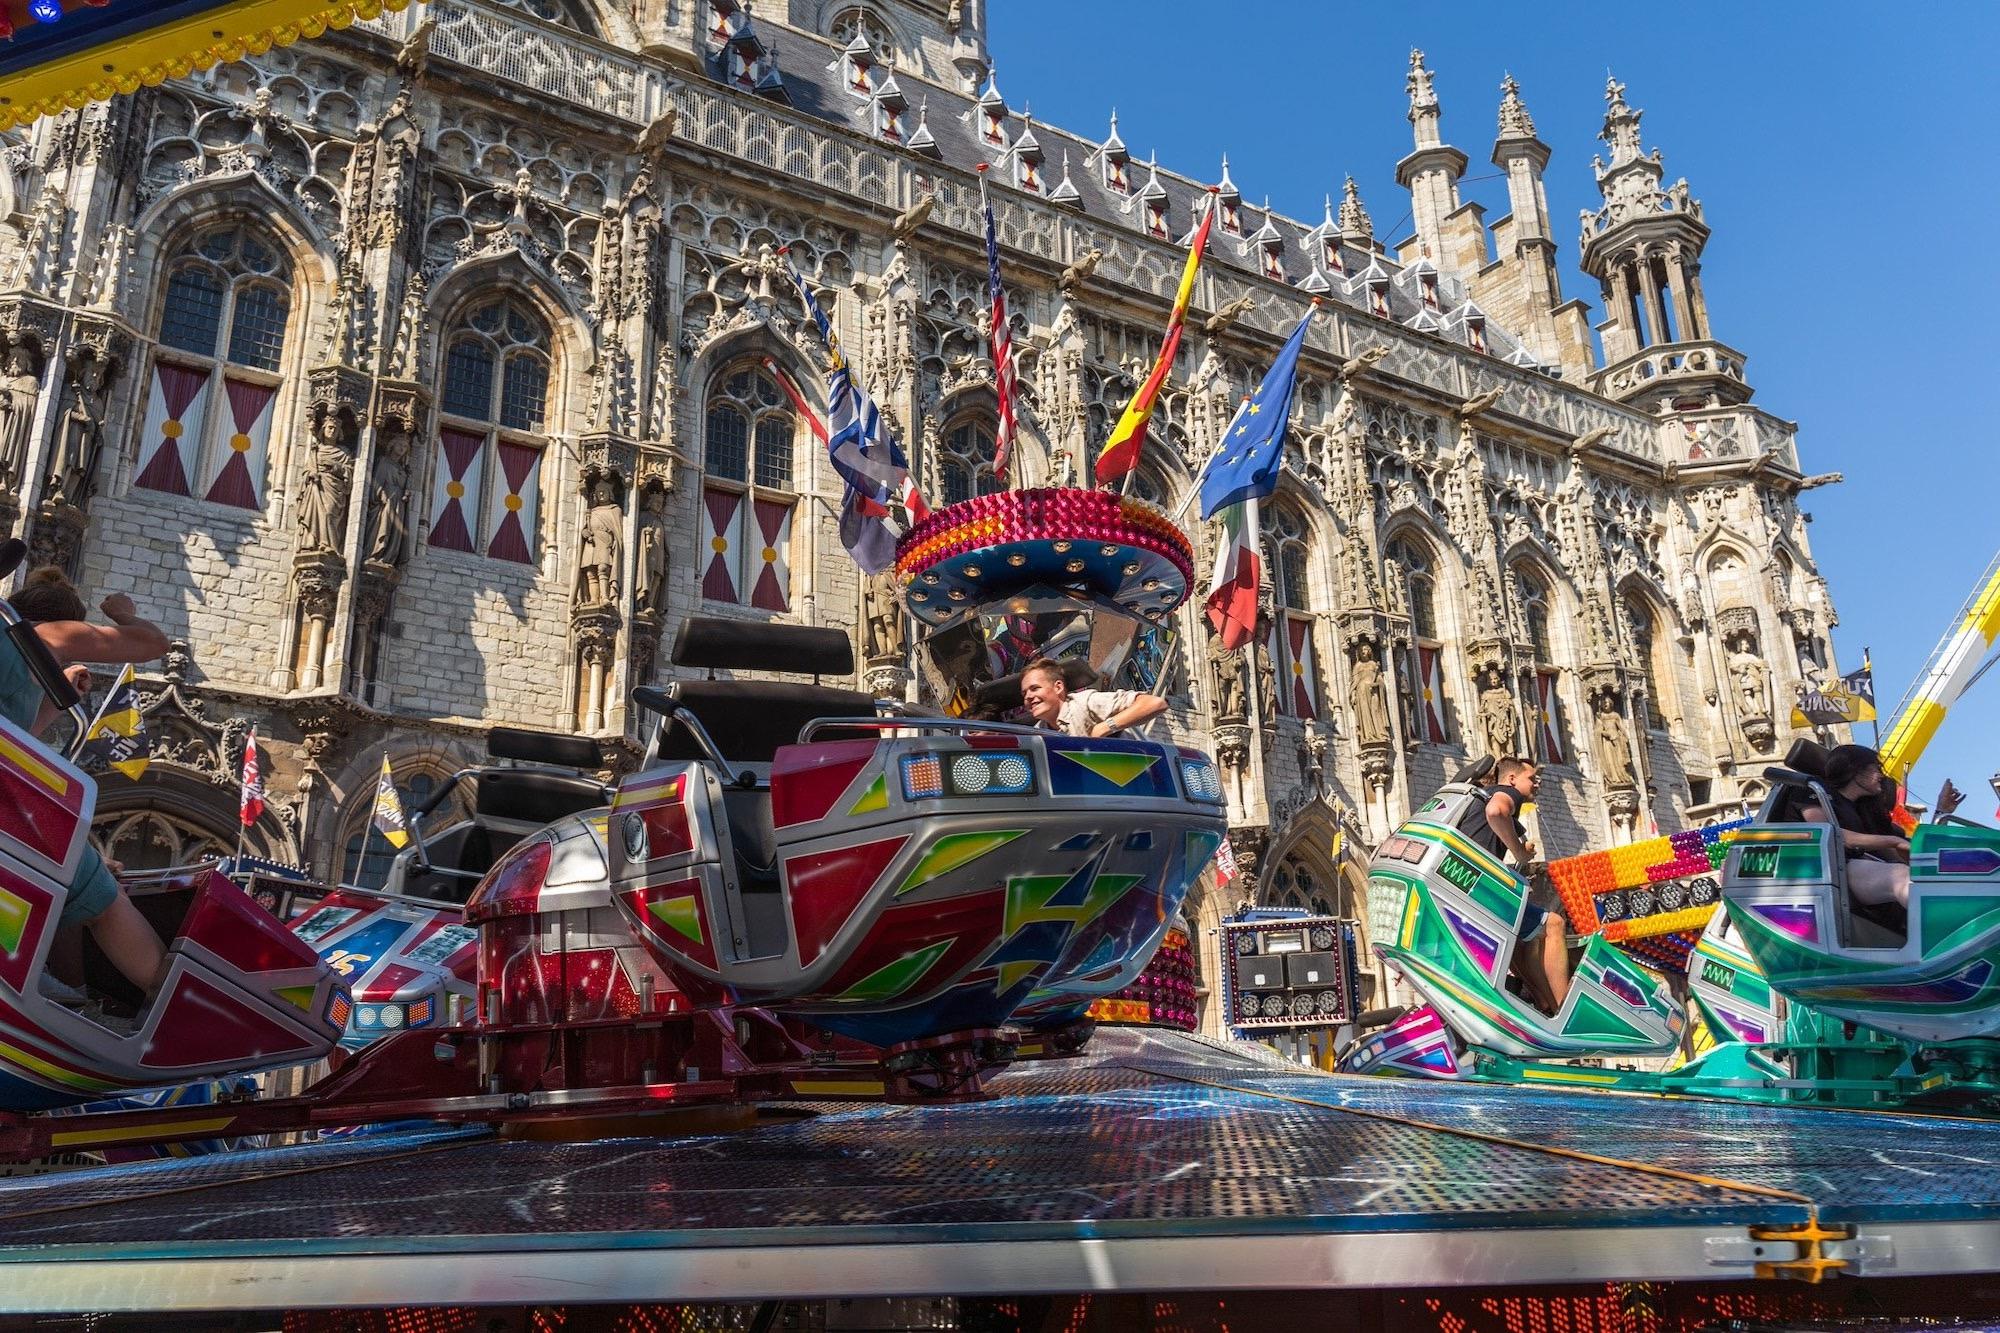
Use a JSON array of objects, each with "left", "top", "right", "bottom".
[{"left": 1196, "top": 305, "right": 1317, "bottom": 520}]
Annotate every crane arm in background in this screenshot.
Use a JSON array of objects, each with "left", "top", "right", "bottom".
[{"left": 1879, "top": 547, "right": 2000, "bottom": 783}]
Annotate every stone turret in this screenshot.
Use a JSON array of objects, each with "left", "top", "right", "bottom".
[{"left": 1579, "top": 77, "right": 1746, "bottom": 410}]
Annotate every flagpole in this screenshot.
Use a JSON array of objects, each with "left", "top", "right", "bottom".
[{"left": 1866, "top": 646, "right": 1880, "bottom": 749}]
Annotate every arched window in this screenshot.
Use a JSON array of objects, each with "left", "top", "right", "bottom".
[
  {"left": 700, "top": 359, "right": 797, "bottom": 611},
  {"left": 939, "top": 414, "right": 1001, "bottom": 507},
  {"left": 491, "top": 0, "right": 600, "bottom": 34},
  {"left": 134, "top": 225, "right": 293, "bottom": 508},
  {"left": 1385, "top": 534, "right": 1448, "bottom": 742},
  {"left": 1513, "top": 565, "right": 1567, "bottom": 764},
  {"left": 1626, "top": 594, "right": 1672, "bottom": 730},
  {"left": 1267, "top": 501, "right": 1318, "bottom": 720},
  {"left": 828, "top": 6, "right": 897, "bottom": 64},
  {"left": 430, "top": 297, "right": 551, "bottom": 563}
]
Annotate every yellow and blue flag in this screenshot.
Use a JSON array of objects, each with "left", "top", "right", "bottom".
[
  {"left": 372, "top": 753, "right": 410, "bottom": 850},
  {"left": 78, "top": 664, "right": 149, "bottom": 781}
]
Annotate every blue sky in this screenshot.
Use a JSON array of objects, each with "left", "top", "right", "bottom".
[{"left": 991, "top": 2, "right": 2000, "bottom": 817}]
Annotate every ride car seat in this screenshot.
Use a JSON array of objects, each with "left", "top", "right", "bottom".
[{"left": 1770, "top": 739, "right": 1904, "bottom": 948}]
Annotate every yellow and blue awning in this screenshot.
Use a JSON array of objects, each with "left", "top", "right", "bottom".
[{"left": 0, "top": 0, "right": 415, "bottom": 132}]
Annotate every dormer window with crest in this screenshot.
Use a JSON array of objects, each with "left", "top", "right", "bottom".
[
  {"left": 1145, "top": 196, "right": 1169, "bottom": 240},
  {"left": 1217, "top": 163, "right": 1242, "bottom": 236},
  {"left": 1012, "top": 120, "right": 1043, "bottom": 192},
  {"left": 977, "top": 78, "right": 1009, "bottom": 149},
  {"left": 705, "top": 0, "right": 738, "bottom": 50},
  {"left": 1419, "top": 270, "right": 1441, "bottom": 311},
  {"left": 1099, "top": 112, "right": 1129, "bottom": 194},
  {"left": 872, "top": 79, "right": 907, "bottom": 142},
  {"left": 840, "top": 34, "right": 876, "bottom": 95},
  {"left": 1248, "top": 212, "right": 1284, "bottom": 282},
  {"left": 1368, "top": 277, "right": 1390, "bottom": 318},
  {"left": 1465, "top": 314, "right": 1487, "bottom": 354}
]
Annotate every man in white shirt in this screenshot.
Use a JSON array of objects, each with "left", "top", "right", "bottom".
[{"left": 1020, "top": 657, "right": 1168, "bottom": 739}]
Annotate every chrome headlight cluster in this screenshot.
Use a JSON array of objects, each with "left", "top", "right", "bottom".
[
  {"left": 1179, "top": 757, "right": 1223, "bottom": 803},
  {"left": 900, "top": 751, "right": 1037, "bottom": 801}
]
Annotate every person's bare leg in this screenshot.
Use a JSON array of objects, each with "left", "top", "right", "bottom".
[
  {"left": 85, "top": 895, "right": 166, "bottom": 997},
  {"left": 1849, "top": 860, "right": 1909, "bottom": 908},
  {"left": 1540, "top": 915, "right": 1572, "bottom": 1010},
  {"left": 1512, "top": 931, "right": 1559, "bottom": 1015}
]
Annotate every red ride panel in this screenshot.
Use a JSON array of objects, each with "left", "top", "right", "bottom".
[
  {"left": 0, "top": 720, "right": 87, "bottom": 875},
  {"left": 178, "top": 872, "right": 322, "bottom": 975},
  {"left": 787, "top": 835, "right": 908, "bottom": 967},
  {"left": 140, "top": 972, "right": 319, "bottom": 1068},
  {"left": 771, "top": 741, "right": 880, "bottom": 829},
  {"left": 0, "top": 861, "right": 56, "bottom": 994}
]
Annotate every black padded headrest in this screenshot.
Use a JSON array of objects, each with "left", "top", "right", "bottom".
[
  {"left": 655, "top": 678, "right": 877, "bottom": 765},
  {"left": 1784, "top": 738, "right": 1831, "bottom": 779},
  {"left": 671, "top": 616, "right": 854, "bottom": 676},
  {"left": 472, "top": 768, "right": 608, "bottom": 824},
  {"left": 1451, "top": 754, "right": 1499, "bottom": 786},
  {"left": 488, "top": 726, "right": 602, "bottom": 770}
]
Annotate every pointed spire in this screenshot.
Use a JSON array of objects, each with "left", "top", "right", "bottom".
[
  {"left": 1600, "top": 74, "right": 1645, "bottom": 164},
  {"left": 1217, "top": 153, "right": 1239, "bottom": 200},
  {"left": 1338, "top": 175, "right": 1373, "bottom": 244},
  {"left": 1406, "top": 48, "right": 1442, "bottom": 147},
  {"left": 1497, "top": 72, "right": 1536, "bottom": 139},
  {"left": 1049, "top": 152, "right": 1083, "bottom": 209},
  {"left": 907, "top": 95, "right": 941, "bottom": 158},
  {"left": 1103, "top": 109, "right": 1126, "bottom": 158}
]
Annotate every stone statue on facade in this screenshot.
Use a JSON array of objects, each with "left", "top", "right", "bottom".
[
  {"left": 1207, "top": 636, "right": 1247, "bottom": 721},
  {"left": 0, "top": 341, "right": 40, "bottom": 489},
  {"left": 361, "top": 421, "right": 412, "bottom": 568},
  {"left": 1595, "top": 693, "right": 1636, "bottom": 788},
  {"left": 862, "top": 569, "right": 906, "bottom": 663},
  {"left": 297, "top": 407, "right": 354, "bottom": 554},
  {"left": 1255, "top": 613, "right": 1280, "bottom": 725},
  {"left": 1476, "top": 665, "right": 1519, "bottom": 758},
  {"left": 574, "top": 477, "right": 622, "bottom": 608},
  {"left": 1349, "top": 642, "right": 1391, "bottom": 746},
  {"left": 46, "top": 352, "right": 109, "bottom": 507},
  {"left": 1728, "top": 632, "right": 1771, "bottom": 719},
  {"left": 633, "top": 486, "right": 670, "bottom": 618}
]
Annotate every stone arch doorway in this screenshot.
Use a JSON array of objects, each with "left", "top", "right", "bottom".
[{"left": 91, "top": 763, "right": 298, "bottom": 871}]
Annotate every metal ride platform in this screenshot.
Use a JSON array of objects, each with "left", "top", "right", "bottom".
[{"left": 2, "top": 1030, "right": 2000, "bottom": 1317}]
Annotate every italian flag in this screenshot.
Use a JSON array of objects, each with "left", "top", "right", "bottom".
[{"left": 1205, "top": 497, "right": 1260, "bottom": 651}]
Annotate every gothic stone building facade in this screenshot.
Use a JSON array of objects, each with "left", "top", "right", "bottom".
[{"left": 0, "top": 1, "right": 1841, "bottom": 1034}]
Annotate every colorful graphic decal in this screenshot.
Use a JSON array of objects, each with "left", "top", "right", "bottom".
[
  {"left": 1044, "top": 744, "right": 1172, "bottom": 798},
  {"left": 896, "top": 829, "right": 1026, "bottom": 896},
  {"left": 787, "top": 835, "right": 908, "bottom": 967}
]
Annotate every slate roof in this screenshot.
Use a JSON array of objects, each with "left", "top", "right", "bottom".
[{"left": 701, "top": 21, "right": 1546, "bottom": 371}]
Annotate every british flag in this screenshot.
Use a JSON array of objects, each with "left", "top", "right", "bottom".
[
  {"left": 239, "top": 729, "right": 264, "bottom": 827},
  {"left": 979, "top": 168, "right": 1017, "bottom": 483}
]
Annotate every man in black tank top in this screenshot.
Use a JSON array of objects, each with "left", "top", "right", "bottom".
[{"left": 1455, "top": 757, "right": 1570, "bottom": 1013}]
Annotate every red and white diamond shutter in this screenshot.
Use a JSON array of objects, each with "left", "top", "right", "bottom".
[
  {"left": 201, "top": 377, "right": 276, "bottom": 509},
  {"left": 747, "top": 496, "right": 791, "bottom": 612},
  {"left": 1536, "top": 670, "right": 1565, "bottom": 765},
  {"left": 485, "top": 441, "right": 540, "bottom": 564},
  {"left": 429, "top": 428, "right": 485, "bottom": 553},
  {"left": 1285, "top": 614, "right": 1318, "bottom": 721},
  {"left": 133, "top": 363, "right": 211, "bottom": 497},
  {"left": 1418, "top": 644, "right": 1449, "bottom": 743},
  {"left": 700, "top": 486, "right": 747, "bottom": 603}
]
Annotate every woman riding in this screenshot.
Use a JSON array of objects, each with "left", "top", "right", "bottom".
[{"left": 1800, "top": 743, "right": 1910, "bottom": 909}]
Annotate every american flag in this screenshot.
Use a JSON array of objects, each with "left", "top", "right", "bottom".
[
  {"left": 978, "top": 167, "right": 1017, "bottom": 483},
  {"left": 239, "top": 729, "right": 264, "bottom": 827}
]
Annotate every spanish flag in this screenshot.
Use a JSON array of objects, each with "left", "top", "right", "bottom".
[
  {"left": 1094, "top": 191, "right": 1217, "bottom": 485},
  {"left": 372, "top": 753, "right": 410, "bottom": 851}
]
